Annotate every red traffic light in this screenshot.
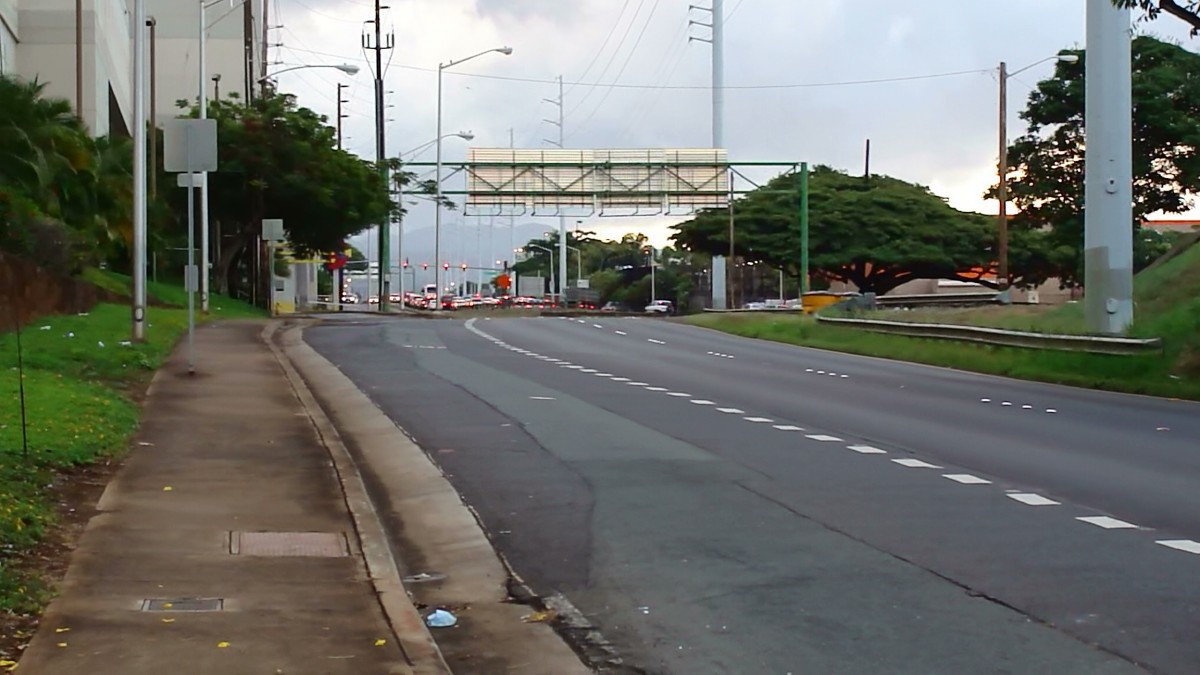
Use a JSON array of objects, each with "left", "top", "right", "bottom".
[
  {"left": 402, "top": 259, "right": 409, "bottom": 268},
  {"left": 460, "top": 263, "right": 468, "bottom": 271},
  {"left": 422, "top": 263, "right": 429, "bottom": 270},
  {"left": 442, "top": 263, "right": 450, "bottom": 270}
]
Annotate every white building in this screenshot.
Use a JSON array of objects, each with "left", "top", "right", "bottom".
[{"left": 0, "top": 0, "right": 263, "bottom": 137}]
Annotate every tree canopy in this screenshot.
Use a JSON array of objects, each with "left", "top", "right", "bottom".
[
  {"left": 0, "top": 76, "right": 132, "bottom": 271},
  {"left": 671, "top": 167, "right": 996, "bottom": 295},
  {"left": 167, "top": 90, "right": 392, "bottom": 294},
  {"left": 1115, "top": 0, "right": 1200, "bottom": 33},
  {"left": 1000, "top": 36, "right": 1200, "bottom": 286}
]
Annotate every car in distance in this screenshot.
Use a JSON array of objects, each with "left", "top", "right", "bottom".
[{"left": 644, "top": 300, "right": 674, "bottom": 315}]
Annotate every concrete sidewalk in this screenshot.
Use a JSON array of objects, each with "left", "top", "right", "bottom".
[{"left": 16, "top": 321, "right": 424, "bottom": 674}]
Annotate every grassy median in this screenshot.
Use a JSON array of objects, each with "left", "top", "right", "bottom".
[
  {"left": 683, "top": 241, "right": 1200, "bottom": 401},
  {"left": 0, "top": 276, "right": 262, "bottom": 619}
]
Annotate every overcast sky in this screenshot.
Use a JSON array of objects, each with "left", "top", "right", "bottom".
[{"left": 265, "top": 0, "right": 1196, "bottom": 259}]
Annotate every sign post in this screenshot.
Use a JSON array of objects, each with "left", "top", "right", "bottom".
[{"left": 164, "top": 118, "right": 217, "bottom": 374}]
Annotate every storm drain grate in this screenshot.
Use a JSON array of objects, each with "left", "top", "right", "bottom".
[
  {"left": 141, "top": 598, "right": 224, "bottom": 612},
  {"left": 230, "top": 531, "right": 348, "bottom": 557}
]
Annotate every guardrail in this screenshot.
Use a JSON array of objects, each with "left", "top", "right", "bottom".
[
  {"left": 876, "top": 291, "right": 1001, "bottom": 308},
  {"left": 815, "top": 316, "right": 1162, "bottom": 355}
]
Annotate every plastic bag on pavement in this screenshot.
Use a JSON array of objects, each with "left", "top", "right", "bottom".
[{"left": 425, "top": 609, "right": 458, "bottom": 628}]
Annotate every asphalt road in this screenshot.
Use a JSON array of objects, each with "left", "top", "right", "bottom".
[{"left": 306, "top": 314, "right": 1200, "bottom": 674}]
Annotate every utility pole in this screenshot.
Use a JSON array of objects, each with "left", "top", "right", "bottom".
[
  {"left": 243, "top": 0, "right": 254, "bottom": 102},
  {"left": 997, "top": 60, "right": 1010, "bottom": 290},
  {"left": 148, "top": 17, "right": 157, "bottom": 199},
  {"left": 198, "top": 1, "right": 211, "bottom": 312},
  {"left": 336, "top": 83, "right": 348, "bottom": 149},
  {"left": 363, "top": 0, "right": 394, "bottom": 310},
  {"left": 75, "top": 0, "right": 83, "bottom": 120},
  {"left": 543, "top": 75, "right": 567, "bottom": 306},
  {"left": 1085, "top": 0, "right": 1133, "bottom": 334},
  {"left": 261, "top": 0, "right": 269, "bottom": 81}
]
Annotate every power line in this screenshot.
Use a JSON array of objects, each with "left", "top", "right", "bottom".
[
  {"left": 567, "top": 0, "right": 664, "bottom": 130},
  {"left": 564, "top": 0, "right": 633, "bottom": 98},
  {"left": 276, "top": 44, "right": 992, "bottom": 91},
  {"left": 565, "top": 0, "right": 649, "bottom": 118}
]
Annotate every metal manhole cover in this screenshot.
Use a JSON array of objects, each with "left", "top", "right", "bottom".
[
  {"left": 231, "top": 531, "right": 348, "bottom": 557},
  {"left": 142, "top": 598, "right": 223, "bottom": 612}
]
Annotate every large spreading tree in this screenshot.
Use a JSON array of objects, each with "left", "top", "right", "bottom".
[
  {"left": 1000, "top": 36, "right": 1200, "bottom": 286},
  {"left": 671, "top": 167, "right": 997, "bottom": 295},
  {"left": 167, "top": 91, "right": 392, "bottom": 296},
  {"left": 1115, "top": 0, "right": 1200, "bottom": 33}
]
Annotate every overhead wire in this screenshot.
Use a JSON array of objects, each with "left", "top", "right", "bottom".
[
  {"left": 564, "top": 0, "right": 633, "bottom": 99},
  {"left": 564, "top": 0, "right": 649, "bottom": 119}
]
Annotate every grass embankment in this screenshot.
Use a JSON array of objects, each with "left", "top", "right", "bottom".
[
  {"left": 683, "top": 241, "right": 1200, "bottom": 400},
  {"left": 0, "top": 273, "right": 262, "bottom": 619}
]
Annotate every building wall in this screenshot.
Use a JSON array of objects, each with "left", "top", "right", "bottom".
[
  {"left": 14, "top": 0, "right": 131, "bottom": 137},
  {"left": 147, "top": 0, "right": 259, "bottom": 124},
  {"left": 0, "top": 0, "right": 17, "bottom": 75}
]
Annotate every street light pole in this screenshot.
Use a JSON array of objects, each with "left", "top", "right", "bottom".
[
  {"left": 434, "top": 46, "right": 512, "bottom": 308},
  {"left": 132, "top": 0, "right": 147, "bottom": 341}
]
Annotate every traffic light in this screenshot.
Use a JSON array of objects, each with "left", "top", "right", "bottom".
[
  {"left": 422, "top": 263, "right": 429, "bottom": 271},
  {"left": 460, "top": 263, "right": 468, "bottom": 271},
  {"left": 443, "top": 262, "right": 450, "bottom": 271},
  {"left": 402, "top": 259, "right": 409, "bottom": 269}
]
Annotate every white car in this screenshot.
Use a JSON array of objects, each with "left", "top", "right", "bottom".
[{"left": 644, "top": 300, "right": 674, "bottom": 314}]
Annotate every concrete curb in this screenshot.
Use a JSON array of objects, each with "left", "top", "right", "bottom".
[
  {"left": 262, "top": 322, "right": 449, "bottom": 675},
  {"left": 272, "top": 321, "right": 592, "bottom": 674}
]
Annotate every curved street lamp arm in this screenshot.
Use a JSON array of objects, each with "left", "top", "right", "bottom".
[{"left": 441, "top": 47, "right": 512, "bottom": 72}]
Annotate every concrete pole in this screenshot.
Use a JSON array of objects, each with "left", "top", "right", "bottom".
[
  {"left": 76, "top": 0, "right": 83, "bottom": 119},
  {"left": 198, "top": 0, "right": 211, "bottom": 313},
  {"left": 711, "top": 0, "right": 727, "bottom": 309},
  {"left": 434, "top": 64, "right": 444, "bottom": 303},
  {"left": 1084, "top": 0, "right": 1133, "bottom": 334},
  {"left": 373, "top": 0, "right": 390, "bottom": 310},
  {"left": 132, "top": 0, "right": 147, "bottom": 341},
  {"left": 557, "top": 74, "right": 567, "bottom": 307}
]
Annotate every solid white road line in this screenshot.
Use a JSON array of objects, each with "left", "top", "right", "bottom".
[
  {"left": 1077, "top": 516, "right": 1138, "bottom": 529},
  {"left": 773, "top": 425, "right": 804, "bottom": 431},
  {"left": 1156, "top": 539, "right": 1200, "bottom": 555},
  {"left": 805, "top": 434, "right": 843, "bottom": 442},
  {"left": 716, "top": 407, "right": 745, "bottom": 414},
  {"left": 848, "top": 445, "right": 886, "bottom": 454},
  {"left": 1006, "top": 493, "right": 1060, "bottom": 506},
  {"left": 942, "top": 474, "right": 992, "bottom": 485},
  {"left": 892, "top": 458, "right": 942, "bottom": 469}
]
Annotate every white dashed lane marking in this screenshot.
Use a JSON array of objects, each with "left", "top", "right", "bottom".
[
  {"left": 805, "top": 434, "right": 843, "bottom": 442},
  {"left": 716, "top": 407, "right": 745, "bottom": 414},
  {"left": 893, "top": 458, "right": 942, "bottom": 469},
  {"left": 528, "top": 396, "right": 556, "bottom": 400},
  {"left": 943, "top": 474, "right": 992, "bottom": 485},
  {"left": 627, "top": 382, "right": 649, "bottom": 386},
  {"left": 667, "top": 392, "right": 692, "bottom": 397},
  {"left": 593, "top": 324, "right": 603, "bottom": 329},
  {"left": 773, "top": 425, "right": 804, "bottom": 431},
  {"left": 1077, "top": 516, "right": 1138, "bottom": 530},
  {"left": 691, "top": 400, "right": 715, "bottom": 405},
  {"left": 611, "top": 377, "right": 630, "bottom": 382},
  {"left": 848, "top": 445, "right": 886, "bottom": 454},
  {"left": 743, "top": 417, "right": 773, "bottom": 423},
  {"left": 646, "top": 386, "right": 668, "bottom": 392},
  {"left": 1157, "top": 540, "right": 1200, "bottom": 555},
  {"left": 1007, "top": 493, "right": 1060, "bottom": 506},
  {"left": 648, "top": 339, "right": 666, "bottom": 344},
  {"left": 615, "top": 330, "right": 627, "bottom": 335}
]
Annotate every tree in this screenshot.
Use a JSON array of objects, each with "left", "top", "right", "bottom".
[
  {"left": 170, "top": 91, "right": 392, "bottom": 297},
  {"left": 1000, "top": 36, "right": 1200, "bottom": 285},
  {"left": 0, "top": 76, "right": 132, "bottom": 270},
  {"left": 1115, "top": 0, "right": 1200, "bottom": 34},
  {"left": 672, "top": 167, "right": 997, "bottom": 295}
]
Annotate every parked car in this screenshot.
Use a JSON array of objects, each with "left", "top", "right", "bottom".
[{"left": 644, "top": 300, "right": 675, "bottom": 315}]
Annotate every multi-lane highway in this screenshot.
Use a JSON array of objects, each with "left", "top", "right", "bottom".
[{"left": 306, "top": 315, "right": 1200, "bottom": 674}]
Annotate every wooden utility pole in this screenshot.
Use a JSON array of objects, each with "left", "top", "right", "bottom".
[
  {"left": 75, "top": 0, "right": 83, "bottom": 119},
  {"left": 243, "top": 0, "right": 255, "bottom": 102}
]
